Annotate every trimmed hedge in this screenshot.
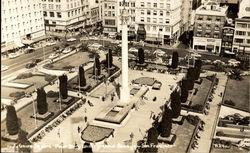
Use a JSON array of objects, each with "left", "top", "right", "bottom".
[{"left": 16, "top": 73, "right": 33, "bottom": 80}]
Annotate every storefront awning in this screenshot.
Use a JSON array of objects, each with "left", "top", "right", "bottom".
[
  {"left": 1, "top": 43, "right": 20, "bottom": 53},
  {"left": 206, "top": 45, "right": 214, "bottom": 49},
  {"left": 22, "top": 35, "right": 47, "bottom": 45}
]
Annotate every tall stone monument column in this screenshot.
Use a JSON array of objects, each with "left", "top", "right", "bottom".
[{"left": 120, "top": 7, "right": 130, "bottom": 103}]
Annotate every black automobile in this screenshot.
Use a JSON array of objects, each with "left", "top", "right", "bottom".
[
  {"left": 32, "top": 58, "right": 42, "bottom": 64},
  {"left": 25, "top": 62, "right": 36, "bottom": 69}
]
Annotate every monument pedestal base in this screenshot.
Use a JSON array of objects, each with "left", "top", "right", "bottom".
[
  {"left": 30, "top": 112, "right": 54, "bottom": 121},
  {"left": 158, "top": 134, "right": 176, "bottom": 144}
]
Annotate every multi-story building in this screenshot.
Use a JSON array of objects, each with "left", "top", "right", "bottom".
[
  {"left": 135, "top": 0, "right": 190, "bottom": 46},
  {"left": 221, "top": 20, "right": 235, "bottom": 55},
  {"left": 193, "top": 2, "right": 228, "bottom": 53},
  {"left": 41, "top": 0, "right": 91, "bottom": 36},
  {"left": 117, "top": 0, "right": 136, "bottom": 40},
  {"left": 89, "top": 0, "right": 102, "bottom": 29},
  {"left": 102, "top": 0, "right": 118, "bottom": 37},
  {"left": 103, "top": 0, "right": 192, "bottom": 46},
  {"left": 232, "top": 0, "right": 250, "bottom": 56},
  {"left": 1, "top": 0, "right": 45, "bottom": 52}
]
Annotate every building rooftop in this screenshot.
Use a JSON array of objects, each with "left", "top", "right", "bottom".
[{"left": 196, "top": 2, "right": 228, "bottom": 16}]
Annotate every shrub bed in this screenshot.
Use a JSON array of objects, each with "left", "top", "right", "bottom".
[
  {"left": 15, "top": 73, "right": 33, "bottom": 80},
  {"left": 9, "top": 91, "right": 25, "bottom": 100},
  {"left": 44, "top": 75, "right": 57, "bottom": 83}
]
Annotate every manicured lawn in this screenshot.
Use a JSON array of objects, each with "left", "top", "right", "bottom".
[
  {"left": 1, "top": 96, "right": 78, "bottom": 148},
  {"left": 68, "top": 65, "right": 119, "bottom": 93},
  {"left": 81, "top": 125, "right": 114, "bottom": 142},
  {"left": 190, "top": 78, "right": 212, "bottom": 111},
  {"left": 134, "top": 77, "right": 156, "bottom": 86},
  {"left": 223, "top": 76, "right": 249, "bottom": 112},
  {"left": 44, "top": 52, "right": 90, "bottom": 70},
  {"left": 158, "top": 120, "right": 196, "bottom": 153},
  {"left": 1, "top": 74, "right": 51, "bottom": 100}
]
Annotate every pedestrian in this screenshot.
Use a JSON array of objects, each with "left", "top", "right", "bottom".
[
  {"left": 78, "top": 126, "right": 80, "bottom": 133},
  {"left": 150, "top": 111, "right": 154, "bottom": 119},
  {"left": 220, "top": 92, "right": 223, "bottom": 97},
  {"left": 84, "top": 108, "right": 87, "bottom": 114},
  {"left": 111, "top": 131, "right": 114, "bottom": 137},
  {"left": 74, "top": 142, "right": 78, "bottom": 149},
  {"left": 130, "top": 132, "right": 134, "bottom": 140},
  {"left": 84, "top": 116, "right": 88, "bottom": 123},
  {"left": 111, "top": 96, "right": 114, "bottom": 102}
]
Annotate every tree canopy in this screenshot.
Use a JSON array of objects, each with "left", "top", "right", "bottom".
[
  {"left": 79, "top": 66, "right": 86, "bottom": 87},
  {"left": 171, "top": 51, "right": 179, "bottom": 68},
  {"left": 170, "top": 90, "right": 181, "bottom": 118},
  {"left": 138, "top": 48, "right": 145, "bottom": 64},
  {"left": 6, "top": 105, "right": 19, "bottom": 135},
  {"left": 59, "top": 74, "right": 68, "bottom": 99},
  {"left": 37, "top": 87, "right": 48, "bottom": 115}
]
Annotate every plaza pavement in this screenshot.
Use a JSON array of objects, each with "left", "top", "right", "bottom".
[
  {"left": 190, "top": 72, "right": 228, "bottom": 153},
  {"left": 34, "top": 68, "right": 185, "bottom": 153}
]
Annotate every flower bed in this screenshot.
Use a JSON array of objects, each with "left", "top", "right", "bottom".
[{"left": 81, "top": 125, "right": 114, "bottom": 143}]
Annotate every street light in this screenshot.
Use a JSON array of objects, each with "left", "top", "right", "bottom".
[{"left": 29, "top": 92, "right": 37, "bottom": 128}]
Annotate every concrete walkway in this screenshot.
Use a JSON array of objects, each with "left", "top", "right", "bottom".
[{"left": 190, "top": 72, "right": 228, "bottom": 153}]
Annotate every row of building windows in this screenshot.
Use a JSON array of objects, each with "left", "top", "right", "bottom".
[
  {"left": 140, "top": 10, "right": 170, "bottom": 16},
  {"left": 236, "top": 23, "right": 250, "bottom": 28},
  {"left": 145, "top": 25, "right": 170, "bottom": 32},
  {"left": 234, "top": 38, "right": 250, "bottom": 44},
  {"left": 42, "top": 0, "right": 61, "bottom": 2},
  {"left": 196, "top": 33, "right": 220, "bottom": 38},
  {"left": 140, "top": 2, "right": 170, "bottom": 9},
  {"left": 104, "top": 11, "right": 115, "bottom": 17},
  {"left": 44, "top": 11, "right": 62, "bottom": 18},
  {"left": 43, "top": 4, "right": 62, "bottom": 10},
  {"left": 104, "top": 3, "right": 115, "bottom": 9},
  {"left": 119, "top": 2, "right": 135, "bottom": 7},
  {"left": 197, "top": 24, "right": 220, "bottom": 30},
  {"left": 140, "top": 17, "right": 170, "bottom": 24},
  {"left": 197, "top": 16, "right": 222, "bottom": 22},
  {"left": 3, "top": 24, "right": 44, "bottom": 39},
  {"left": 235, "top": 31, "right": 250, "bottom": 36},
  {"left": 2, "top": 4, "right": 42, "bottom": 15},
  {"left": 2, "top": 12, "right": 42, "bottom": 23},
  {"left": 119, "top": 9, "right": 135, "bottom": 15}
]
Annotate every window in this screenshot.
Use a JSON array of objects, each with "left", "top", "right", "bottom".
[
  {"left": 147, "top": 2, "right": 151, "bottom": 7},
  {"left": 214, "top": 34, "right": 219, "bottom": 38},
  {"left": 234, "top": 38, "right": 243, "bottom": 43},
  {"left": 198, "top": 17, "right": 203, "bottom": 20},
  {"left": 205, "top": 33, "right": 210, "bottom": 37},
  {"left": 248, "top": 32, "right": 250, "bottom": 36},
  {"left": 166, "top": 11, "right": 170, "bottom": 16},
  {"left": 236, "top": 31, "right": 246, "bottom": 35},
  {"left": 165, "top": 19, "right": 170, "bottom": 24},
  {"left": 68, "top": 12, "right": 70, "bottom": 17},
  {"left": 49, "top": 4, "right": 54, "bottom": 9},
  {"left": 198, "top": 24, "right": 202, "bottom": 29},
  {"left": 160, "top": 3, "right": 164, "bottom": 8},
  {"left": 147, "top": 25, "right": 150, "bottom": 31},
  {"left": 43, "top": 11, "right": 47, "bottom": 16},
  {"left": 159, "top": 28, "right": 163, "bottom": 31},
  {"left": 247, "top": 39, "right": 250, "bottom": 44},
  {"left": 159, "top": 18, "right": 163, "bottom": 23},
  {"left": 104, "top": 3, "right": 107, "bottom": 9},
  {"left": 166, "top": 4, "right": 170, "bottom": 10},
  {"left": 153, "top": 3, "right": 157, "bottom": 8},
  {"left": 131, "top": 17, "right": 135, "bottom": 22},
  {"left": 153, "top": 26, "right": 156, "bottom": 31},
  {"left": 50, "top": 12, "right": 54, "bottom": 17},
  {"left": 104, "top": 19, "right": 115, "bottom": 25},
  {"left": 141, "top": 17, "right": 144, "bottom": 22},
  {"left": 147, "top": 10, "right": 150, "bottom": 15},
  {"left": 56, "top": 0, "right": 61, "bottom": 2},
  {"left": 160, "top": 11, "right": 163, "bottom": 16},
  {"left": 147, "top": 17, "right": 150, "bottom": 22},
  {"left": 56, "top": 5, "right": 61, "bottom": 10},
  {"left": 165, "top": 27, "right": 170, "bottom": 32},
  {"left": 153, "top": 10, "right": 157, "bottom": 15},
  {"left": 141, "top": 2, "right": 144, "bottom": 7},
  {"left": 206, "top": 25, "right": 211, "bottom": 30},
  {"left": 57, "top": 12, "right": 61, "bottom": 18},
  {"left": 153, "top": 18, "right": 157, "bottom": 23},
  {"left": 112, "top": 11, "right": 115, "bottom": 16},
  {"left": 131, "top": 2, "right": 135, "bottom": 7},
  {"left": 141, "top": 10, "right": 145, "bottom": 15}
]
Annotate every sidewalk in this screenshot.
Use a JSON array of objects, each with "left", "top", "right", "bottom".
[{"left": 190, "top": 72, "right": 227, "bottom": 153}]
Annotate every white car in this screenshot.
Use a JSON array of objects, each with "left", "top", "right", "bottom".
[
  {"left": 62, "top": 48, "right": 72, "bottom": 54},
  {"left": 9, "top": 53, "right": 19, "bottom": 59},
  {"left": 129, "top": 47, "right": 138, "bottom": 53},
  {"left": 1, "top": 65, "right": 9, "bottom": 71},
  {"left": 67, "top": 38, "right": 76, "bottom": 42},
  {"left": 46, "top": 42, "right": 56, "bottom": 46},
  {"left": 228, "top": 59, "right": 240, "bottom": 67},
  {"left": 49, "top": 53, "right": 59, "bottom": 59}
]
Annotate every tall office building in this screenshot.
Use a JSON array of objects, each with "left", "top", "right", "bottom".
[
  {"left": 1, "top": 0, "right": 45, "bottom": 52},
  {"left": 41, "top": 0, "right": 91, "bottom": 36},
  {"left": 232, "top": 0, "right": 250, "bottom": 55},
  {"left": 193, "top": 1, "right": 228, "bottom": 53}
]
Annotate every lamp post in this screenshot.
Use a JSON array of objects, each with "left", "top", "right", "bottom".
[{"left": 30, "top": 92, "right": 37, "bottom": 128}]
